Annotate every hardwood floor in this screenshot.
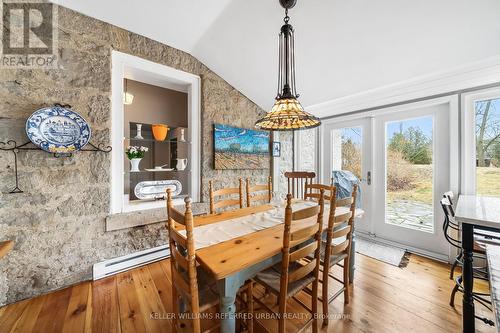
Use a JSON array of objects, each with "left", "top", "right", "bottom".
[{"left": 0, "top": 253, "right": 495, "bottom": 332}]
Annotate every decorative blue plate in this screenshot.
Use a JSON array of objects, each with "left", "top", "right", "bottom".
[{"left": 25, "top": 105, "right": 91, "bottom": 153}]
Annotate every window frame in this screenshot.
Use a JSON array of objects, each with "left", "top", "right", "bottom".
[
  {"left": 110, "top": 51, "right": 201, "bottom": 214},
  {"left": 461, "top": 87, "right": 500, "bottom": 195}
]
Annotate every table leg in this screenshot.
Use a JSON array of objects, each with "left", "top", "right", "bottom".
[
  {"left": 217, "top": 275, "right": 243, "bottom": 333},
  {"left": 462, "top": 223, "right": 475, "bottom": 333}
]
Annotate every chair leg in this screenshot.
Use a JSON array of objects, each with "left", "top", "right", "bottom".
[
  {"left": 322, "top": 266, "right": 329, "bottom": 327},
  {"left": 278, "top": 299, "right": 286, "bottom": 333},
  {"left": 343, "top": 258, "right": 350, "bottom": 305},
  {"left": 247, "top": 281, "right": 254, "bottom": 333},
  {"left": 172, "top": 287, "right": 179, "bottom": 333},
  {"left": 312, "top": 274, "right": 319, "bottom": 333},
  {"left": 450, "top": 251, "right": 462, "bottom": 280},
  {"left": 450, "top": 276, "right": 461, "bottom": 307}
]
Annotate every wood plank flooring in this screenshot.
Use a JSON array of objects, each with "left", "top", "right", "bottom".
[{"left": 0, "top": 253, "right": 495, "bottom": 332}]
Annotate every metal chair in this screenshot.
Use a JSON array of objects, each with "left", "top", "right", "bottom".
[{"left": 441, "top": 197, "right": 493, "bottom": 319}]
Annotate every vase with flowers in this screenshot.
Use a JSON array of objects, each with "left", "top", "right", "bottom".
[{"left": 126, "top": 146, "right": 148, "bottom": 172}]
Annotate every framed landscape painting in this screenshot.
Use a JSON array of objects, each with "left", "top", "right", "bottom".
[{"left": 214, "top": 124, "right": 270, "bottom": 169}]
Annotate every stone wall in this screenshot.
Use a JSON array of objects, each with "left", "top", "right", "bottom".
[{"left": 0, "top": 6, "right": 292, "bottom": 305}]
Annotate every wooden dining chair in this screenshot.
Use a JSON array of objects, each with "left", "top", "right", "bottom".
[
  {"left": 246, "top": 176, "right": 272, "bottom": 207},
  {"left": 167, "top": 190, "right": 254, "bottom": 333},
  {"left": 284, "top": 171, "right": 315, "bottom": 200},
  {"left": 316, "top": 184, "right": 357, "bottom": 326},
  {"left": 253, "top": 192, "right": 324, "bottom": 333},
  {"left": 209, "top": 179, "right": 244, "bottom": 214},
  {"left": 304, "top": 183, "right": 335, "bottom": 202}
]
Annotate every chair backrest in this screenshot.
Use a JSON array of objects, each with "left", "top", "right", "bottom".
[
  {"left": 209, "top": 179, "right": 244, "bottom": 214},
  {"left": 304, "top": 183, "right": 335, "bottom": 202},
  {"left": 443, "top": 191, "right": 456, "bottom": 216},
  {"left": 324, "top": 185, "right": 357, "bottom": 265},
  {"left": 246, "top": 176, "right": 273, "bottom": 207},
  {"left": 166, "top": 190, "right": 201, "bottom": 333},
  {"left": 285, "top": 171, "right": 316, "bottom": 200},
  {"left": 440, "top": 197, "right": 461, "bottom": 249},
  {"left": 279, "top": 192, "right": 324, "bottom": 300}
]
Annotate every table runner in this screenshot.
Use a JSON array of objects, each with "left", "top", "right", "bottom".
[{"left": 181, "top": 201, "right": 363, "bottom": 250}]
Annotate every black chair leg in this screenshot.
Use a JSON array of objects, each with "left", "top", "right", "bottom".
[
  {"left": 450, "top": 251, "right": 462, "bottom": 280},
  {"left": 450, "top": 282, "right": 460, "bottom": 307}
]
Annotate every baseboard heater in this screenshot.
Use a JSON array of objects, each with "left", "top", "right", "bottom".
[{"left": 93, "top": 245, "right": 170, "bottom": 280}]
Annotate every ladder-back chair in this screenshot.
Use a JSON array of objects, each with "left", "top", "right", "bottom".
[
  {"left": 284, "top": 171, "right": 315, "bottom": 200},
  {"left": 167, "top": 189, "right": 254, "bottom": 333},
  {"left": 253, "top": 192, "right": 324, "bottom": 333},
  {"left": 167, "top": 190, "right": 219, "bottom": 332},
  {"left": 246, "top": 177, "right": 273, "bottom": 207},
  {"left": 209, "top": 179, "right": 244, "bottom": 214}
]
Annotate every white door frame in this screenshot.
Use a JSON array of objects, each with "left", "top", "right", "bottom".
[{"left": 318, "top": 96, "right": 459, "bottom": 261}]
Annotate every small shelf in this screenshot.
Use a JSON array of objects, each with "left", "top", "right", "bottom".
[
  {"left": 127, "top": 169, "right": 190, "bottom": 174},
  {"left": 127, "top": 138, "right": 190, "bottom": 144}
]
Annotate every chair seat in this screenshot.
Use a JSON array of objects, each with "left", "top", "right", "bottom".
[
  {"left": 474, "top": 234, "right": 500, "bottom": 254},
  {"left": 306, "top": 240, "right": 348, "bottom": 267},
  {"left": 255, "top": 262, "right": 315, "bottom": 297},
  {"left": 176, "top": 265, "right": 219, "bottom": 311},
  {"left": 198, "top": 285, "right": 219, "bottom": 312}
]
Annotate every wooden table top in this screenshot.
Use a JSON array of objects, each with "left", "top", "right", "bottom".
[
  {"left": 194, "top": 203, "right": 358, "bottom": 280},
  {"left": 0, "top": 240, "right": 14, "bottom": 260}
]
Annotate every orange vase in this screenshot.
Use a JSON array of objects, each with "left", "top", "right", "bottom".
[{"left": 152, "top": 124, "right": 169, "bottom": 141}]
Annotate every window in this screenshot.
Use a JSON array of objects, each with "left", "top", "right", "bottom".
[
  {"left": 124, "top": 80, "right": 190, "bottom": 206},
  {"left": 111, "top": 51, "right": 200, "bottom": 215},
  {"left": 474, "top": 98, "right": 500, "bottom": 196}
]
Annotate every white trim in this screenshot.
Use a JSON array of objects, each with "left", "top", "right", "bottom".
[
  {"left": 308, "top": 55, "right": 500, "bottom": 118},
  {"left": 110, "top": 51, "right": 201, "bottom": 214},
  {"left": 461, "top": 87, "right": 500, "bottom": 195},
  {"left": 93, "top": 245, "right": 170, "bottom": 280},
  {"left": 356, "top": 231, "right": 449, "bottom": 263}
]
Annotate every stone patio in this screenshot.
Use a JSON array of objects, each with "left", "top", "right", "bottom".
[{"left": 386, "top": 200, "right": 434, "bottom": 233}]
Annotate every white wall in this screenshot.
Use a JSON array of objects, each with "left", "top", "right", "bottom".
[{"left": 51, "top": 0, "right": 500, "bottom": 111}]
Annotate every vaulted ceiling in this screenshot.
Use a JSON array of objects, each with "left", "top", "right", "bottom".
[{"left": 52, "top": 0, "right": 500, "bottom": 111}]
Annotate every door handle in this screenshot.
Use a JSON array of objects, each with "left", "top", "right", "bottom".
[{"left": 366, "top": 171, "right": 371, "bottom": 185}]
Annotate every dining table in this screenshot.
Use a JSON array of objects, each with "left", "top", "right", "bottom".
[
  {"left": 455, "top": 195, "right": 500, "bottom": 333},
  {"left": 181, "top": 200, "right": 364, "bottom": 333}
]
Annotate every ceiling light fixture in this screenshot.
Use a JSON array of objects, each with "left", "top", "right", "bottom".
[{"left": 255, "top": 0, "right": 320, "bottom": 131}]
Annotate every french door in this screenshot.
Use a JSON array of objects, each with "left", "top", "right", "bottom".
[
  {"left": 322, "top": 118, "right": 372, "bottom": 234},
  {"left": 373, "top": 104, "right": 450, "bottom": 257},
  {"left": 322, "top": 101, "right": 452, "bottom": 258}
]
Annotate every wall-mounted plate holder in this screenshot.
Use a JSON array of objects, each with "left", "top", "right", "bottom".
[{"left": 0, "top": 139, "right": 111, "bottom": 194}]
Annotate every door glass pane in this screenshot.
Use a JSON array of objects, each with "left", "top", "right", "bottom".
[
  {"left": 331, "top": 127, "right": 362, "bottom": 179},
  {"left": 385, "top": 117, "right": 434, "bottom": 232},
  {"left": 475, "top": 98, "right": 500, "bottom": 197}
]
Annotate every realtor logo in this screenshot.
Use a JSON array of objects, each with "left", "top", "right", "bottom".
[{"left": 1, "top": 0, "right": 57, "bottom": 67}]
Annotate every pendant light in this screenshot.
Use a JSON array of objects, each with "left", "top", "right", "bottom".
[
  {"left": 255, "top": 0, "right": 320, "bottom": 131},
  {"left": 123, "top": 79, "right": 134, "bottom": 105}
]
